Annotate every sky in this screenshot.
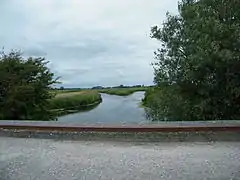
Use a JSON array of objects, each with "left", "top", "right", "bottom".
[{"left": 0, "top": 0, "right": 178, "bottom": 88}]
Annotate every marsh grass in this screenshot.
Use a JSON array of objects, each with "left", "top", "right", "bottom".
[
  {"left": 99, "top": 87, "right": 147, "bottom": 96},
  {"left": 49, "top": 91, "right": 102, "bottom": 115}
]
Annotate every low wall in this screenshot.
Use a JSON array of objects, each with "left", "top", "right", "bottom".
[{"left": 0, "top": 120, "right": 240, "bottom": 142}]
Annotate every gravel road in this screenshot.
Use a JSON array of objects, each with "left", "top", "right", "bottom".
[{"left": 0, "top": 137, "right": 240, "bottom": 180}]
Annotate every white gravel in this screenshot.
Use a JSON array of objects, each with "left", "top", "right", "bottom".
[{"left": 0, "top": 137, "right": 240, "bottom": 180}]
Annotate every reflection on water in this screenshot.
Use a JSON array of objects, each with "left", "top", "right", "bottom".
[{"left": 58, "top": 91, "right": 149, "bottom": 124}]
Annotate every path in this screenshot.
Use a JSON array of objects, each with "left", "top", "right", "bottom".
[{"left": 0, "top": 137, "right": 240, "bottom": 180}]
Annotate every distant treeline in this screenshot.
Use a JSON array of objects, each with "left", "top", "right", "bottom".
[
  {"left": 57, "top": 85, "right": 154, "bottom": 90},
  {"left": 92, "top": 84, "right": 145, "bottom": 89}
]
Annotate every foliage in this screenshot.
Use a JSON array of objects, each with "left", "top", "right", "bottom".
[
  {"left": 147, "top": 0, "right": 240, "bottom": 121},
  {"left": 0, "top": 50, "right": 59, "bottom": 120}
]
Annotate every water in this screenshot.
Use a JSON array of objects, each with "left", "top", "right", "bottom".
[{"left": 58, "top": 91, "right": 149, "bottom": 125}]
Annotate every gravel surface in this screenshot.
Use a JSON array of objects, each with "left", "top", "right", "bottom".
[{"left": 0, "top": 137, "right": 240, "bottom": 180}]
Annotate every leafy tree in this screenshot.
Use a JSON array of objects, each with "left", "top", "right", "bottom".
[
  {"left": 0, "top": 50, "right": 59, "bottom": 120},
  {"left": 147, "top": 0, "right": 240, "bottom": 120}
]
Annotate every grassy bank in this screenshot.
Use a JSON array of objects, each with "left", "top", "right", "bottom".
[
  {"left": 142, "top": 87, "right": 157, "bottom": 107},
  {"left": 99, "top": 87, "right": 147, "bottom": 96},
  {"left": 49, "top": 90, "right": 102, "bottom": 116}
]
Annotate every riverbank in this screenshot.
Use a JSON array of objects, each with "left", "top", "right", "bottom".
[
  {"left": 142, "top": 87, "right": 157, "bottom": 107},
  {"left": 99, "top": 87, "right": 147, "bottom": 96},
  {"left": 49, "top": 90, "right": 102, "bottom": 116}
]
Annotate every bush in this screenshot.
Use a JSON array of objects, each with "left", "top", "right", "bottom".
[
  {"left": 0, "top": 50, "right": 59, "bottom": 120},
  {"left": 147, "top": 0, "right": 240, "bottom": 121}
]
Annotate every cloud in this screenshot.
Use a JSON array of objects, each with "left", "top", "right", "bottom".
[{"left": 0, "top": 0, "right": 178, "bottom": 88}]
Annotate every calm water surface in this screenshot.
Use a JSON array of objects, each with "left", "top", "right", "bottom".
[{"left": 58, "top": 91, "right": 149, "bottom": 124}]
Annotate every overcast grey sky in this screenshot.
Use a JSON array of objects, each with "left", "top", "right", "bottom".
[{"left": 0, "top": 0, "right": 178, "bottom": 88}]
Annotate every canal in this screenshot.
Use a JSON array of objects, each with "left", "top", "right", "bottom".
[{"left": 58, "top": 91, "right": 148, "bottom": 124}]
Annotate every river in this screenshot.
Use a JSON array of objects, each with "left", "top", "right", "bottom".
[{"left": 58, "top": 91, "right": 149, "bottom": 124}]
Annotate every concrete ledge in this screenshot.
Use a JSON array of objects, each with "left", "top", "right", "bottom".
[
  {"left": 1, "top": 120, "right": 240, "bottom": 142},
  {"left": 1, "top": 129, "right": 240, "bottom": 142},
  {"left": 0, "top": 124, "right": 240, "bottom": 132}
]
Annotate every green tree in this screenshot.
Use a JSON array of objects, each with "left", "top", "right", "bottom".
[
  {"left": 0, "top": 50, "right": 59, "bottom": 120},
  {"left": 147, "top": 0, "right": 240, "bottom": 121}
]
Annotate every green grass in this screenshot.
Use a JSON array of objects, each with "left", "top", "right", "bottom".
[
  {"left": 142, "top": 87, "right": 157, "bottom": 107},
  {"left": 99, "top": 87, "right": 148, "bottom": 96},
  {"left": 49, "top": 90, "right": 102, "bottom": 115}
]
